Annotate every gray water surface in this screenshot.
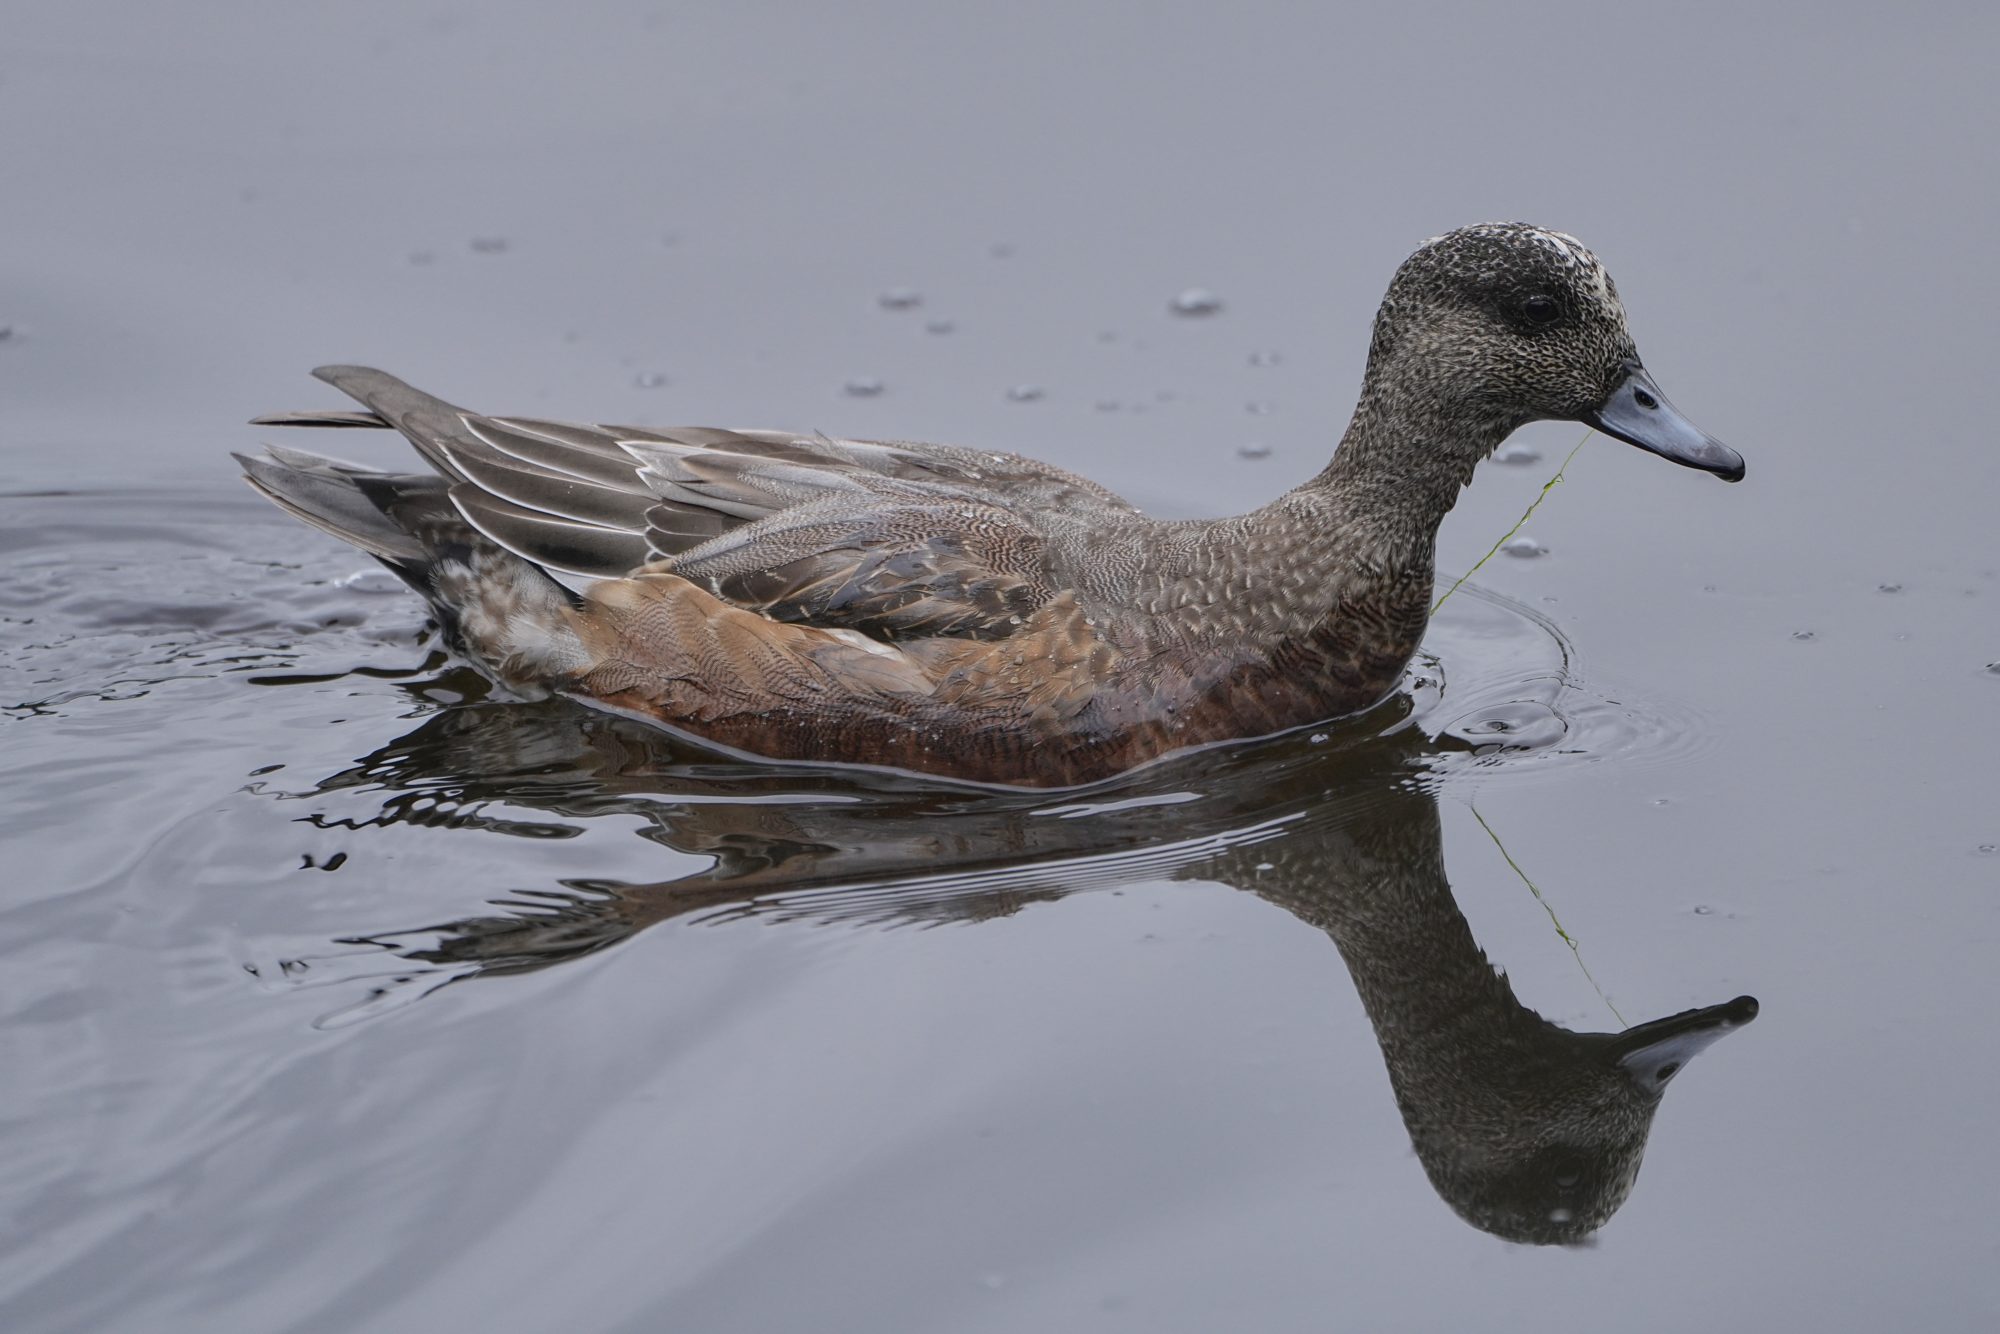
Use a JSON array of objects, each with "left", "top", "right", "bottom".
[{"left": 5, "top": 4, "right": 1999, "bottom": 1331}]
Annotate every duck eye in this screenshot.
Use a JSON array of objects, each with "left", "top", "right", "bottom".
[{"left": 1521, "top": 295, "right": 1560, "bottom": 327}]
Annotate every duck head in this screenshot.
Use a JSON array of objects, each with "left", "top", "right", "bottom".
[
  {"left": 1366, "top": 223, "right": 1745, "bottom": 483},
  {"left": 1413, "top": 993, "right": 1761, "bottom": 1245}
]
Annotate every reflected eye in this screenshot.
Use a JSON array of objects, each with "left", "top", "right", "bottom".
[{"left": 1521, "top": 295, "right": 1561, "bottom": 327}]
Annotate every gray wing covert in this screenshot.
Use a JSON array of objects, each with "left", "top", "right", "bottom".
[{"left": 639, "top": 454, "right": 1062, "bottom": 641}]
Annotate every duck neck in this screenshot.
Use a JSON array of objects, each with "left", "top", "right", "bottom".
[
  {"left": 1135, "top": 355, "right": 1517, "bottom": 662},
  {"left": 1233, "top": 794, "right": 1572, "bottom": 1125},
  {"left": 1304, "top": 353, "right": 1520, "bottom": 541},
  {"left": 1204, "top": 364, "right": 1513, "bottom": 647},
  {"left": 1170, "top": 357, "right": 1523, "bottom": 681}
]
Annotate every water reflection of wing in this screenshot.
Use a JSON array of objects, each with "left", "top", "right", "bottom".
[
  {"left": 307, "top": 684, "right": 1436, "bottom": 945},
  {"left": 297, "top": 688, "right": 1753, "bottom": 1243}
]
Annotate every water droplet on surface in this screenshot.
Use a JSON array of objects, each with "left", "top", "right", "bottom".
[
  {"left": 1248, "top": 349, "right": 1283, "bottom": 367},
  {"left": 1006, "top": 384, "right": 1045, "bottom": 402},
  {"left": 1445, "top": 701, "right": 1566, "bottom": 750},
  {"left": 1693, "top": 904, "right": 1715, "bottom": 915},
  {"left": 843, "top": 377, "right": 885, "bottom": 397},
  {"left": 1236, "top": 442, "right": 1272, "bottom": 460},
  {"left": 1501, "top": 536, "right": 1546, "bottom": 558},
  {"left": 925, "top": 318, "right": 955, "bottom": 335},
  {"left": 1494, "top": 443, "right": 1542, "bottom": 465},
  {"left": 1792, "top": 630, "right": 1817, "bottom": 641},
  {"left": 633, "top": 372, "right": 668, "bottom": 389},
  {"left": 1170, "top": 287, "right": 1223, "bottom": 317},
  {"left": 335, "top": 568, "right": 403, "bottom": 594},
  {"left": 1976, "top": 844, "right": 1997, "bottom": 855},
  {"left": 878, "top": 287, "right": 922, "bottom": 311},
  {"left": 1877, "top": 582, "right": 1903, "bottom": 593},
  {"left": 1245, "top": 401, "right": 1272, "bottom": 416},
  {"left": 468, "top": 236, "right": 509, "bottom": 254},
  {"left": 1984, "top": 662, "right": 2000, "bottom": 676}
]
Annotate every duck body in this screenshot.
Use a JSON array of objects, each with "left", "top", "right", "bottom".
[{"left": 240, "top": 224, "right": 1743, "bottom": 787}]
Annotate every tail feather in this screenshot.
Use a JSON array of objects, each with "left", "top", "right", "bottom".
[
  {"left": 248, "top": 409, "right": 391, "bottom": 429},
  {"left": 306, "top": 365, "right": 484, "bottom": 483},
  {"left": 235, "top": 449, "right": 435, "bottom": 562},
  {"left": 236, "top": 444, "right": 588, "bottom": 687}
]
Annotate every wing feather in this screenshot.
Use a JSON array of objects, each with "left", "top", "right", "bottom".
[
  {"left": 448, "top": 485, "right": 651, "bottom": 577},
  {"left": 263, "top": 367, "right": 1112, "bottom": 641}
]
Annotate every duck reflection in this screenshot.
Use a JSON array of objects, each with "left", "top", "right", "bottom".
[{"left": 302, "top": 678, "right": 1755, "bottom": 1243}]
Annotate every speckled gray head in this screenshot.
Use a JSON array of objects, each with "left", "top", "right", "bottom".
[
  {"left": 1374, "top": 222, "right": 1744, "bottom": 482},
  {"left": 1417, "top": 993, "right": 1761, "bottom": 1246}
]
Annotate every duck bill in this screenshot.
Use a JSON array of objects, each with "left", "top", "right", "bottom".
[
  {"left": 1586, "top": 363, "right": 1745, "bottom": 482},
  {"left": 1609, "top": 994, "right": 1759, "bottom": 1089}
]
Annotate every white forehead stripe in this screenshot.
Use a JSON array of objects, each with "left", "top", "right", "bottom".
[
  {"left": 1446, "top": 222, "right": 1592, "bottom": 266},
  {"left": 1440, "top": 222, "right": 1619, "bottom": 311},
  {"left": 1525, "top": 227, "right": 1591, "bottom": 266}
]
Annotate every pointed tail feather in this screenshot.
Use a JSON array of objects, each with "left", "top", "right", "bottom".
[
  {"left": 235, "top": 448, "right": 435, "bottom": 562},
  {"left": 236, "top": 445, "right": 589, "bottom": 688},
  {"left": 303, "top": 365, "right": 485, "bottom": 482},
  {"left": 248, "top": 409, "right": 391, "bottom": 429}
]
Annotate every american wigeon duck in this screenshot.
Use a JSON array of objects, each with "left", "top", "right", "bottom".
[{"left": 239, "top": 223, "right": 1743, "bottom": 786}]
